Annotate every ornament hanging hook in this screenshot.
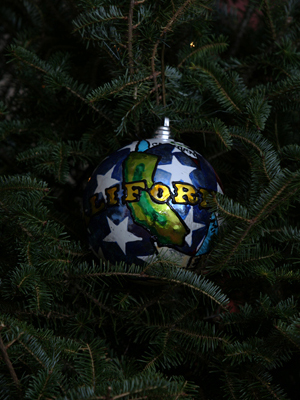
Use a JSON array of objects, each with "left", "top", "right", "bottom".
[{"left": 153, "top": 117, "right": 173, "bottom": 141}]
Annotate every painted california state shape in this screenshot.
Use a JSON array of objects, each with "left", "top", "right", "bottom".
[{"left": 123, "top": 151, "right": 188, "bottom": 246}]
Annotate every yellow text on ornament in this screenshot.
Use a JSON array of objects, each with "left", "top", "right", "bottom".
[
  {"left": 149, "top": 183, "right": 172, "bottom": 204},
  {"left": 106, "top": 186, "right": 119, "bottom": 205},
  {"left": 173, "top": 183, "right": 198, "bottom": 205},
  {"left": 124, "top": 181, "right": 146, "bottom": 201},
  {"left": 89, "top": 181, "right": 209, "bottom": 217}
]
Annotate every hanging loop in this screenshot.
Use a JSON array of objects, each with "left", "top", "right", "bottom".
[{"left": 153, "top": 117, "right": 172, "bottom": 141}]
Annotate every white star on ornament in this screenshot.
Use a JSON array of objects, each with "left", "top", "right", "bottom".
[
  {"left": 184, "top": 206, "right": 205, "bottom": 247},
  {"left": 103, "top": 217, "right": 142, "bottom": 254},
  {"left": 159, "top": 155, "right": 197, "bottom": 184},
  {"left": 94, "top": 166, "right": 119, "bottom": 198},
  {"left": 118, "top": 142, "right": 137, "bottom": 152}
]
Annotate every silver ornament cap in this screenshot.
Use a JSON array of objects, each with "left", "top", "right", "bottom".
[{"left": 153, "top": 117, "right": 173, "bottom": 141}]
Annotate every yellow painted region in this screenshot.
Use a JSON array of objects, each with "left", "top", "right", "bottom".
[
  {"left": 124, "top": 181, "right": 146, "bottom": 201},
  {"left": 106, "top": 186, "right": 119, "bottom": 205},
  {"left": 149, "top": 183, "right": 171, "bottom": 203},
  {"left": 174, "top": 183, "right": 198, "bottom": 205},
  {"left": 199, "top": 188, "right": 209, "bottom": 208},
  {"left": 90, "top": 194, "right": 105, "bottom": 216}
]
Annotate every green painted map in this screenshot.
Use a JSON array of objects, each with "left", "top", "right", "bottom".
[{"left": 123, "top": 152, "right": 187, "bottom": 246}]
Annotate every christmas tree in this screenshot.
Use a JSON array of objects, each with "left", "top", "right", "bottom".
[{"left": 1, "top": 0, "right": 300, "bottom": 398}]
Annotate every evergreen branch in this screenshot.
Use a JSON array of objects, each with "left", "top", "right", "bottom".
[
  {"left": 36, "top": 372, "right": 52, "bottom": 400},
  {"left": 223, "top": 370, "right": 238, "bottom": 400},
  {"left": 0, "top": 331, "right": 21, "bottom": 396},
  {"left": 143, "top": 348, "right": 167, "bottom": 371},
  {"left": 212, "top": 195, "right": 251, "bottom": 223},
  {"left": 0, "top": 200, "right": 35, "bottom": 238},
  {"left": 0, "top": 119, "right": 33, "bottom": 142},
  {"left": 6, "top": 332, "right": 25, "bottom": 350},
  {"left": 246, "top": 91, "right": 271, "bottom": 131},
  {"left": 27, "top": 242, "right": 33, "bottom": 266},
  {"left": 195, "top": 65, "right": 242, "bottom": 113},
  {"left": 255, "top": 183, "right": 297, "bottom": 221},
  {"left": 172, "top": 327, "right": 231, "bottom": 345},
  {"left": 230, "top": 132, "right": 279, "bottom": 181},
  {"left": 216, "top": 174, "right": 299, "bottom": 268},
  {"left": 16, "top": 310, "right": 75, "bottom": 320},
  {"left": 76, "top": 270, "right": 228, "bottom": 308},
  {"left": 174, "top": 381, "right": 188, "bottom": 400},
  {"left": 115, "top": 84, "right": 162, "bottom": 135},
  {"left": 267, "top": 75, "right": 300, "bottom": 100},
  {"left": 74, "top": 284, "right": 117, "bottom": 315},
  {"left": 254, "top": 374, "right": 284, "bottom": 400},
  {"left": 18, "top": 339, "right": 45, "bottom": 368},
  {"left": 87, "top": 72, "right": 161, "bottom": 102},
  {"left": 257, "top": 59, "right": 292, "bottom": 79},
  {"left": 66, "top": 85, "right": 114, "bottom": 124},
  {"left": 178, "top": 41, "right": 228, "bottom": 68},
  {"left": 128, "top": 0, "right": 135, "bottom": 76},
  {"left": 160, "top": 0, "right": 197, "bottom": 38},
  {"left": 0, "top": 178, "right": 49, "bottom": 194},
  {"left": 208, "top": 118, "right": 232, "bottom": 149},
  {"left": 262, "top": 0, "right": 276, "bottom": 41},
  {"left": 72, "top": 6, "right": 126, "bottom": 34},
  {"left": 86, "top": 343, "right": 96, "bottom": 390},
  {"left": 274, "top": 324, "right": 300, "bottom": 352},
  {"left": 227, "top": 250, "right": 279, "bottom": 269},
  {"left": 151, "top": 0, "right": 196, "bottom": 103},
  {"left": 9, "top": 46, "right": 114, "bottom": 124}
]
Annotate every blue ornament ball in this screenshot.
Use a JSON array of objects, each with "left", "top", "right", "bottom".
[{"left": 83, "top": 136, "right": 222, "bottom": 268}]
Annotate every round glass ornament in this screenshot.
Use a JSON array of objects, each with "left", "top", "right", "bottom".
[{"left": 83, "top": 119, "right": 222, "bottom": 268}]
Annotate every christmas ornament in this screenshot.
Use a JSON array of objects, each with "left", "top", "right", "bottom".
[{"left": 83, "top": 118, "right": 222, "bottom": 268}]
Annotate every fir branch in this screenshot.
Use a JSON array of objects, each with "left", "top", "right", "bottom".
[
  {"left": 87, "top": 343, "right": 96, "bottom": 390},
  {"left": 6, "top": 332, "right": 25, "bottom": 350},
  {"left": 9, "top": 46, "right": 114, "bottom": 125},
  {"left": 151, "top": 0, "right": 196, "bottom": 104},
  {"left": 128, "top": 0, "right": 135, "bottom": 76},
  {"left": 87, "top": 72, "right": 161, "bottom": 102},
  {"left": 212, "top": 195, "right": 251, "bottom": 223},
  {"left": 0, "top": 330, "right": 21, "bottom": 396},
  {"left": 171, "top": 327, "right": 231, "bottom": 346},
  {"left": 246, "top": 91, "right": 271, "bottom": 131},
  {"left": 66, "top": 85, "right": 114, "bottom": 125},
  {"left": 194, "top": 64, "right": 242, "bottom": 113},
  {"left": 0, "top": 176, "right": 49, "bottom": 195},
  {"left": 208, "top": 118, "right": 232, "bottom": 149},
  {"left": 18, "top": 339, "right": 46, "bottom": 368},
  {"left": 74, "top": 284, "right": 118, "bottom": 316},
  {"left": 178, "top": 41, "right": 228, "bottom": 68},
  {"left": 230, "top": 131, "right": 279, "bottom": 181},
  {"left": 223, "top": 370, "right": 239, "bottom": 400},
  {"left": 115, "top": 84, "right": 162, "bottom": 135},
  {"left": 267, "top": 77, "right": 300, "bottom": 100},
  {"left": 215, "top": 174, "right": 299, "bottom": 268},
  {"left": 72, "top": 6, "right": 127, "bottom": 34},
  {"left": 75, "top": 270, "right": 228, "bottom": 308},
  {"left": 254, "top": 373, "right": 285, "bottom": 400},
  {"left": 274, "top": 324, "right": 300, "bottom": 352},
  {"left": 262, "top": 0, "right": 276, "bottom": 41}
]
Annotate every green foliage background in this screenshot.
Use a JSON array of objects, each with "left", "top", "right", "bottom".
[{"left": 1, "top": 0, "right": 300, "bottom": 399}]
